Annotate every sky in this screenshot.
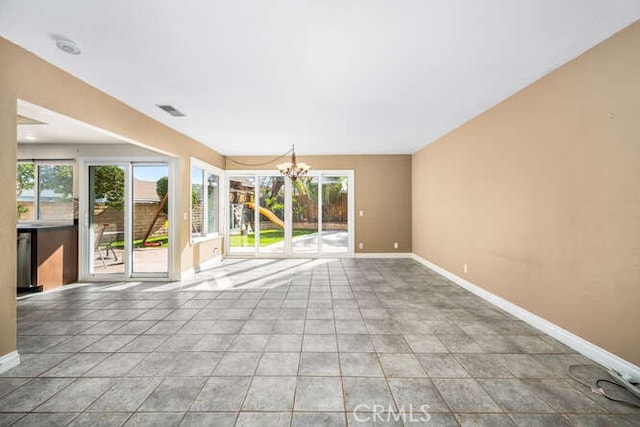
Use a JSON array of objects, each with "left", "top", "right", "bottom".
[{"left": 133, "top": 165, "right": 168, "bottom": 182}]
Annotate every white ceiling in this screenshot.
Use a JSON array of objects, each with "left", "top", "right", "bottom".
[
  {"left": 17, "top": 100, "right": 128, "bottom": 145},
  {"left": 2, "top": 1, "right": 640, "bottom": 155}
]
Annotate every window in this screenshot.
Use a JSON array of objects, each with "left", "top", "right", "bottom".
[
  {"left": 191, "top": 160, "right": 221, "bottom": 239},
  {"left": 17, "top": 161, "right": 74, "bottom": 222}
]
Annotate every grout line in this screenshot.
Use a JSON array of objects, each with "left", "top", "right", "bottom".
[{"left": 9, "top": 259, "right": 636, "bottom": 424}]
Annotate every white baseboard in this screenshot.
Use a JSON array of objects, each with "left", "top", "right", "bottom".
[
  {"left": 0, "top": 351, "right": 20, "bottom": 374},
  {"left": 355, "top": 252, "right": 412, "bottom": 258},
  {"left": 411, "top": 253, "right": 640, "bottom": 382}
]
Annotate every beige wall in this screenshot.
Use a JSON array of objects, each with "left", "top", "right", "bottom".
[
  {"left": 227, "top": 155, "right": 412, "bottom": 253},
  {"left": 0, "top": 94, "right": 18, "bottom": 357},
  {"left": 0, "top": 37, "right": 225, "bottom": 357},
  {"left": 412, "top": 22, "right": 640, "bottom": 365}
]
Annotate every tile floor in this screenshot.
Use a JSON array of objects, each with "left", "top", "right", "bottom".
[{"left": 1, "top": 258, "right": 638, "bottom": 426}]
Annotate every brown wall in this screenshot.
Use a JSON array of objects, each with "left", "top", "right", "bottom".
[
  {"left": 227, "top": 155, "right": 412, "bottom": 253},
  {"left": 412, "top": 22, "right": 640, "bottom": 365},
  {"left": 33, "top": 227, "right": 78, "bottom": 291},
  {"left": 0, "top": 37, "right": 224, "bottom": 358}
]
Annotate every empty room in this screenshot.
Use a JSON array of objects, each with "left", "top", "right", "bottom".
[{"left": 0, "top": 1, "right": 639, "bottom": 426}]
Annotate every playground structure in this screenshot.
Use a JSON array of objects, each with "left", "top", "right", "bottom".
[
  {"left": 141, "top": 193, "right": 168, "bottom": 246},
  {"left": 227, "top": 175, "right": 349, "bottom": 253},
  {"left": 244, "top": 202, "right": 284, "bottom": 228}
]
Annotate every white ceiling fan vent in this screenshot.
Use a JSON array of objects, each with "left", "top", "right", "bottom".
[{"left": 156, "top": 104, "right": 186, "bottom": 117}]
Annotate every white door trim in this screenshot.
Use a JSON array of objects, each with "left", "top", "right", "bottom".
[
  {"left": 225, "top": 170, "right": 355, "bottom": 257},
  {"left": 79, "top": 157, "right": 173, "bottom": 281}
]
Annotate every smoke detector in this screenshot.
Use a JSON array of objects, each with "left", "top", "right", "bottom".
[{"left": 55, "top": 38, "right": 81, "bottom": 55}]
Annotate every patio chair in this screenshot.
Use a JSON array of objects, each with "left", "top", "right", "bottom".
[
  {"left": 95, "top": 223, "right": 121, "bottom": 268},
  {"left": 94, "top": 224, "right": 107, "bottom": 269}
]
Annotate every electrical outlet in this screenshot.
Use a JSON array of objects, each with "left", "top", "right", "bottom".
[
  {"left": 359, "top": 210, "right": 364, "bottom": 217},
  {"left": 358, "top": 242, "right": 364, "bottom": 250},
  {"left": 463, "top": 264, "right": 468, "bottom": 274},
  {"left": 394, "top": 242, "right": 398, "bottom": 249}
]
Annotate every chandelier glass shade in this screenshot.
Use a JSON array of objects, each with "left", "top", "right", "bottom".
[{"left": 277, "top": 144, "right": 310, "bottom": 180}]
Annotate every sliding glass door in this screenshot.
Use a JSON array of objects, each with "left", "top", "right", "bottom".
[
  {"left": 88, "top": 164, "right": 126, "bottom": 276},
  {"left": 84, "top": 161, "right": 171, "bottom": 278},
  {"left": 292, "top": 176, "right": 319, "bottom": 254},
  {"left": 258, "top": 176, "right": 286, "bottom": 254},
  {"left": 228, "top": 176, "right": 257, "bottom": 255},
  {"left": 132, "top": 164, "right": 169, "bottom": 274},
  {"left": 227, "top": 171, "right": 353, "bottom": 256},
  {"left": 321, "top": 175, "right": 349, "bottom": 253}
]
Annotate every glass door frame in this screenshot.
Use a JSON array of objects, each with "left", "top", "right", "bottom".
[
  {"left": 131, "top": 162, "right": 171, "bottom": 278},
  {"left": 225, "top": 170, "right": 354, "bottom": 258},
  {"left": 79, "top": 158, "right": 176, "bottom": 281},
  {"left": 256, "top": 175, "right": 287, "bottom": 256}
]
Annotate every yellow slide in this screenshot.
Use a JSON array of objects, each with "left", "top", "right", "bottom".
[{"left": 244, "top": 202, "right": 284, "bottom": 228}]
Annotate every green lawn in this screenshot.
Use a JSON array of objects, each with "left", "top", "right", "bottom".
[
  {"left": 230, "top": 229, "right": 315, "bottom": 247},
  {"left": 110, "top": 229, "right": 315, "bottom": 249},
  {"left": 110, "top": 235, "right": 168, "bottom": 249}
]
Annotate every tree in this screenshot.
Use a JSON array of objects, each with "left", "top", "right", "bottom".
[
  {"left": 322, "top": 176, "right": 347, "bottom": 222},
  {"left": 16, "top": 163, "right": 35, "bottom": 217},
  {"left": 16, "top": 163, "right": 75, "bottom": 217},
  {"left": 39, "top": 165, "right": 73, "bottom": 199},
  {"left": 16, "top": 163, "right": 35, "bottom": 195},
  {"left": 157, "top": 175, "right": 200, "bottom": 214},
  {"left": 16, "top": 163, "right": 132, "bottom": 216},
  {"left": 258, "top": 176, "right": 284, "bottom": 218},
  {"left": 292, "top": 176, "right": 317, "bottom": 221},
  {"left": 92, "top": 166, "right": 125, "bottom": 210},
  {"left": 156, "top": 176, "right": 168, "bottom": 199},
  {"left": 156, "top": 176, "right": 169, "bottom": 214}
]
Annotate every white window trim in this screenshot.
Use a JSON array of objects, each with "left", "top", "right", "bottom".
[
  {"left": 78, "top": 156, "right": 177, "bottom": 281},
  {"left": 17, "top": 159, "right": 75, "bottom": 225},
  {"left": 190, "top": 158, "right": 225, "bottom": 244},
  {"left": 225, "top": 169, "right": 355, "bottom": 257}
]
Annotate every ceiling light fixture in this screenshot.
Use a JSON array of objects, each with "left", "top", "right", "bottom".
[
  {"left": 55, "top": 38, "right": 81, "bottom": 55},
  {"left": 277, "top": 143, "right": 310, "bottom": 181}
]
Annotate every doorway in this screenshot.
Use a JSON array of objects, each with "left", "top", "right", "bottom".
[
  {"left": 227, "top": 171, "right": 354, "bottom": 257},
  {"left": 83, "top": 161, "right": 171, "bottom": 278}
]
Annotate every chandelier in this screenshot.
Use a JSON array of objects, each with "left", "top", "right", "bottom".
[{"left": 277, "top": 143, "right": 310, "bottom": 181}]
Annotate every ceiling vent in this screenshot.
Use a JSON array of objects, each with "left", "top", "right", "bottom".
[{"left": 156, "top": 104, "right": 186, "bottom": 117}]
